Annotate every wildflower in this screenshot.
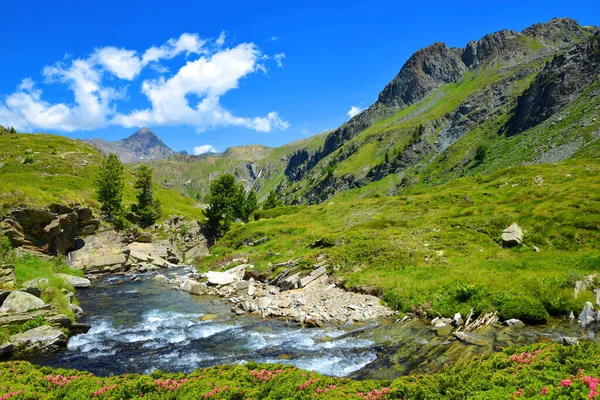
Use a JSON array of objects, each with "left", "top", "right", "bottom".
[
  {"left": 560, "top": 379, "right": 572, "bottom": 387},
  {"left": 541, "top": 387, "right": 548, "bottom": 395}
]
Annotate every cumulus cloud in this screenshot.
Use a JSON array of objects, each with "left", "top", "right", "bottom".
[
  {"left": 193, "top": 144, "right": 218, "bottom": 154},
  {"left": 347, "top": 106, "right": 363, "bottom": 118},
  {"left": 0, "top": 33, "right": 288, "bottom": 134}
]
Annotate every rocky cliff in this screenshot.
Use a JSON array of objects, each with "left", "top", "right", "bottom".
[{"left": 87, "top": 127, "right": 174, "bottom": 163}]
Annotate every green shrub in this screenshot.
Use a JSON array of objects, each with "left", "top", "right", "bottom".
[
  {"left": 23, "top": 155, "right": 34, "bottom": 164},
  {"left": 500, "top": 297, "right": 549, "bottom": 324}
]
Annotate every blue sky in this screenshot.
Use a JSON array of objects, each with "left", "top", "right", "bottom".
[{"left": 1, "top": 0, "right": 598, "bottom": 154}]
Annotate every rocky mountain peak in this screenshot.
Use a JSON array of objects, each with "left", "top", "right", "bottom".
[
  {"left": 86, "top": 127, "right": 174, "bottom": 163},
  {"left": 377, "top": 42, "right": 467, "bottom": 107}
]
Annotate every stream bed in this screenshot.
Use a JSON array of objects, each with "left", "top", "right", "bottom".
[{"left": 22, "top": 269, "right": 597, "bottom": 379}]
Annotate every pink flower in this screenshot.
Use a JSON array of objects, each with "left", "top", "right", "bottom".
[
  {"left": 560, "top": 379, "right": 573, "bottom": 387},
  {"left": 541, "top": 387, "right": 548, "bottom": 395}
]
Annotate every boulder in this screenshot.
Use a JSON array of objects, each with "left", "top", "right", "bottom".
[
  {"left": 46, "top": 314, "right": 72, "bottom": 328},
  {"left": 21, "top": 278, "right": 49, "bottom": 297},
  {"left": 452, "top": 331, "right": 487, "bottom": 346},
  {"left": 10, "top": 325, "right": 67, "bottom": 352},
  {"left": 579, "top": 302, "right": 596, "bottom": 329},
  {"left": 85, "top": 254, "right": 128, "bottom": 269},
  {"left": 56, "top": 274, "right": 91, "bottom": 288},
  {"left": 453, "top": 313, "right": 464, "bottom": 327},
  {"left": 0, "top": 310, "right": 48, "bottom": 327},
  {"left": 0, "top": 265, "right": 16, "bottom": 288},
  {"left": 0, "top": 291, "right": 46, "bottom": 313},
  {"left": 190, "top": 281, "right": 207, "bottom": 295},
  {"left": 206, "top": 271, "right": 236, "bottom": 286},
  {"left": 502, "top": 223, "right": 523, "bottom": 247},
  {"left": 504, "top": 318, "right": 525, "bottom": 327}
]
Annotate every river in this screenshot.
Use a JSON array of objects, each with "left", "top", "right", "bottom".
[{"left": 23, "top": 268, "right": 595, "bottom": 379}]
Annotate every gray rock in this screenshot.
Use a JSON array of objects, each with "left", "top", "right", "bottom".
[
  {"left": 579, "top": 302, "right": 596, "bottom": 329},
  {"left": 154, "top": 274, "right": 166, "bottom": 280},
  {"left": 0, "top": 265, "right": 16, "bottom": 288},
  {"left": 453, "top": 313, "right": 464, "bottom": 327},
  {"left": 248, "top": 284, "right": 256, "bottom": 297},
  {"left": 10, "top": 325, "right": 67, "bottom": 352},
  {"left": 502, "top": 223, "right": 523, "bottom": 247},
  {"left": 562, "top": 336, "right": 579, "bottom": 346},
  {"left": 46, "top": 314, "right": 72, "bottom": 328},
  {"left": 452, "top": 331, "right": 487, "bottom": 346},
  {"left": 256, "top": 297, "right": 273, "bottom": 309},
  {"left": 504, "top": 318, "right": 525, "bottom": 327},
  {"left": 595, "top": 289, "right": 600, "bottom": 308},
  {"left": 68, "top": 303, "right": 84, "bottom": 319},
  {"left": 299, "top": 266, "right": 328, "bottom": 287},
  {"left": 56, "top": 274, "right": 91, "bottom": 288},
  {"left": 0, "top": 310, "right": 48, "bottom": 327},
  {"left": 206, "top": 271, "right": 236, "bottom": 286},
  {"left": 0, "top": 291, "right": 46, "bottom": 313}
]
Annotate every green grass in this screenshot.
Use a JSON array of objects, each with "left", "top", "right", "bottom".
[
  {"left": 0, "top": 133, "right": 204, "bottom": 221},
  {"left": 2, "top": 342, "right": 600, "bottom": 398},
  {"left": 199, "top": 159, "right": 600, "bottom": 321}
]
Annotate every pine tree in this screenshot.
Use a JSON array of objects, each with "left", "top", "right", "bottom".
[
  {"left": 94, "top": 153, "right": 124, "bottom": 219},
  {"left": 204, "top": 174, "right": 241, "bottom": 237},
  {"left": 262, "top": 190, "right": 282, "bottom": 210},
  {"left": 9, "top": 127, "right": 16, "bottom": 135},
  {"left": 244, "top": 189, "right": 259, "bottom": 221},
  {"left": 132, "top": 164, "right": 162, "bottom": 227}
]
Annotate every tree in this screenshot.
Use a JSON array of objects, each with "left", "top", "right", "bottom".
[
  {"left": 475, "top": 144, "right": 487, "bottom": 165},
  {"left": 94, "top": 153, "right": 124, "bottom": 219},
  {"left": 9, "top": 127, "right": 16, "bottom": 135},
  {"left": 132, "top": 164, "right": 162, "bottom": 227},
  {"left": 384, "top": 151, "right": 390, "bottom": 165},
  {"left": 262, "top": 190, "right": 282, "bottom": 210},
  {"left": 204, "top": 174, "right": 242, "bottom": 237},
  {"left": 244, "top": 189, "right": 259, "bottom": 221}
]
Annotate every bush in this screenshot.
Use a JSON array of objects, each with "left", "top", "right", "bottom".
[
  {"left": 23, "top": 155, "right": 34, "bottom": 164},
  {"left": 500, "top": 297, "right": 549, "bottom": 324}
]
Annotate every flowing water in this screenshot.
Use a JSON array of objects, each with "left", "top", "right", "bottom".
[{"left": 24, "top": 268, "right": 596, "bottom": 379}]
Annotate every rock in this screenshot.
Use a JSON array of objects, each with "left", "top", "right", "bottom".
[
  {"left": 235, "top": 309, "right": 246, "bottom": 315},
  {"left": 68, "top": 304, "right": 84, "bottom": 319},
  {"left": 256, "top": 297, "right": 273, "bottom": 309},
  {"left": 85, "top": 254, "right": 128, "bottom": 269},
  {"left": 502, "top": 223, "right": 523, "bottom": 247},
  {"left": 280, "top": 272, "right": 301, "bottom": 291},
  {"left": 136, "top": 232, "right": 153, "bottom": 243},
  {"left": 56, "top": 274, "right": 91, "bottom": 288},
  {"left": 453, "top": 313, "right": 464, "bottom": 327},
  {"left": 10, "top": 325, "right": 67, "bottom": 352},
  {"left": 0, "top": 291, "right": 11, "bottom": 305},
  {"left": 70, "top": 323, "right": 91, "bottom": 334},
  {"left": 562, "top": 336, "right": 579, "bottom": 346},
  {"left": 201, "top": 314, "right": 218, "bottom": 321},
  {"left": 299, "top": 266, "right": 328, "bottom": 288},
  {"left": 579, "top": 302, "right": 597, "bottom": 329},
  {"left": 248, "top": 284, "right": 256, "bottom": 297},
  {"left": 236, "top": 280, "right": 250, "bottom": 291},
  {"left": 154, "top": 274, "right": 167, "bottom": 280},
  {"left": 452, "top": 331, "right": 487, "bottom": 346},
  {"left": 0, "top": 342, "right": 14, "bottom": 358},
  {"left": 0, "top": 291, "right": 46, "bottom": 313},
  {"left": 191, "top": 282, "right": 207, "bottom": 295},
  {"left": 206, "top": 271, "right": 236, "bottom": 286},
  {"left": 595, "top": 289, "right": 600, "bottom": 308},
  {"left": 504, "top": 318, "right": 525, "bottom": 327},
  {"left": 0, "top": 265, "right": 16, "bottom": 288},
  {"left": 46, "top": 314, "right": 72, "bottom": 328},
  {"left": 0, "top": 310, "right": 48, "bottom": 327}
]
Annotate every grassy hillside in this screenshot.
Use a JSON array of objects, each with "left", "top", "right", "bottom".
[
  {"left": 3, "top": 342, "right": 600, "bottom": 398},
  {"left": 149, "top": 132, "right": 328, "bottom": 202},
  {"left": 199, "top": 159, "right": 600, "bottom": 322},
  {"left": 0, "top": 133, "right": 203, "bottom": 220}
]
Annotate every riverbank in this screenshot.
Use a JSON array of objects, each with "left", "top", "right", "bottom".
[{"left": 3, "top": 341, "right": 600, "bottom": 399}]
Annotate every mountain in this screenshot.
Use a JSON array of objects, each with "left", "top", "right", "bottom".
[
  {"left": 152, "top": 18, "right": 600, "bottom": 205},
  {"left": 87, "top": 127, "right": 174, "bottom": 163}
]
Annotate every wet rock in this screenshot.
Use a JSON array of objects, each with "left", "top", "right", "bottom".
[
  {"left": 70, "top": 323, "right": 91, "bottom": 334},
  {"left": 452, "top": 331, "right": 487, "bottom": 346},
  {"left": 453, "top": 313, "right": 464, "bottom": 327},
  {"left": 56, "top": 274, "right": 91, "bottom": 288},
  {"left": 154, "top": 274, "right": 166, "bottom": 280},
  {"left": 504, "top": 318, "right": 525, "bottom": 327},
  {"left": 579, "top": 302, "right": 597, "bottom": 329},
  {"left": 0, "top": 291, "right": 46, "bottom": 313},
  {"left": 0, "top": 265, "right": 16, "bottom": 288},
  {"left": 10, "top": 325, "right": 67, "bottom": 352},
  {"left": 502, "top": 223, "right": 523, "bottom": 247}
]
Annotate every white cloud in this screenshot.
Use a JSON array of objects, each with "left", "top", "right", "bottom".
[
  {"left": 347, "top": 106, "right": 363, "bottom": 118},
  {"left": 216, "top": 31, "right": 226, "bottom": 47},
  {"left": 274, "top": 53, "right": 286, "bottom": 67},
  {"left": 193, "top": 144, "right": 218, "bottom": 154},
  {"left": 0, "top": 32, "right": 288, "bottom": 134},
  {"left": 268, "top": 36, "right": 278, "bottom": 42}
]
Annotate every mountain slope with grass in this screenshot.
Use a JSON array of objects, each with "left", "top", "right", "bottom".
[
  {"left": 199, "top": 158, "right": 600, "bottom": 322},
  {"left": 0, "top": 133, "right": 203, "bottom": 220}
]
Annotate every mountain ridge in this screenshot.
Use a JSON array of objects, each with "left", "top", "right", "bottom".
[{"left": 86, "top": 127, "right": 174, "bottom": 163}]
